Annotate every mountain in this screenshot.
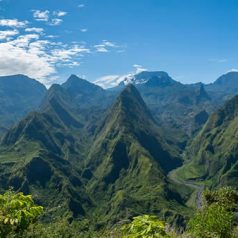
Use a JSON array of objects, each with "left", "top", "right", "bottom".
[
  {"left": 0, "top": 75, "right": 110, "bottom": 219},
  {"left": 3, "top": 71, "right": 238, "bottom": 228},
  {"left": 61, "top": 74, "right": 107, "bottom": 107},
  {"left": 206, "top": 71, "right": 238, "bottom": 93},
  {"left": 174, "top": 94, "right": 238, "bottom": 188},
  {"left": 84, "top": 84, "right": 190, "bottom": 225},
  {"left": 120, "top": 71, "right": 179, "bottom": 87},
  {"left": 205, "top": 71, "right": 238, "bottom": 104},
  {"left": 109, "top": 71, "right": 213, "bottom": 138},
  {"left": 0, "top": 74, "right": 47, "bottom": 133}
]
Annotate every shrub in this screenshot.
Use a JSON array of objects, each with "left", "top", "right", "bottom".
[{"left": 0, "top": 189, "right": 43, "bottom": 238}]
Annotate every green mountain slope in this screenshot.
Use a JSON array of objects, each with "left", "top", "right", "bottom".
[
  {"left": 85, "top": 84, "right": 190, "bottom": 225},
  {"left": 0, "top": 77, "right": 193, "bottom": 226},
  {"left": 0, "top": 75, "right": 46, "bottom": 133},
  {"left": 0, "top": 75, "right": 109, "bottom": 219},
  {"left": 174, "top": 94, "right": 238, "bottom": 188}
]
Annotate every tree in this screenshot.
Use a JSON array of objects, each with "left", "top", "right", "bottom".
[
  {"left": 121, "top": 215, "right": 170, "bottom": 238},
  {"left": 0, "top": 189, "right": 43, "bottom": 238}
]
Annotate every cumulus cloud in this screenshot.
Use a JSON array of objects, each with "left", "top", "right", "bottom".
[
  {"left": 25, "top": 27, "right": 44, "bottom": 33},
  {"left": 0, "top": 19, "right": 28, "bottom": 28},
  {"left": 0, "top": 32, "right": 90, "bottom": 86},
  {"left": 94, "top": 40, "right": 118, "bottom": 53},
  {"left": 32, "top": 10, "right": 50, "bottom": 21},
  {"left": 94, "top": 44, "right": 108, "bottom": 53},
  {"left": 0, "top": 12, "right": 125, "bottom": 86},
  {"left": 50, "top": 18, "right": 62, "bottom": 26},
  {"left": 103, "top": 40, "right": 117, "bottom": 47},
  {"left": 32, "top": 10, "right": 66, "bottom": 26},
  {"left": 53, "top": 11, "right": 67, "bottom": 17},
  {"left": 0, "top": 29, "right": 19, "bottom": 40}
]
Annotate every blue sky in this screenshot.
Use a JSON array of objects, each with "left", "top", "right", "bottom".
[{"left": 0, "top": 0, "right": 238, "bottom": 87}]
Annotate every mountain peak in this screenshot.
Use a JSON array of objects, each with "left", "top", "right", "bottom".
[
  {"left": 213, "top": 71, "right": 238, "bottom": 86},
  {"left": 0, "top": 74, "right": 46, "bottom": 89},
  {"left": 62, "top": 74, "right": 103, "bottom": 95},
  {"left": 116, "top": 83, "right": 152, "bottom": 118},
  {"left": 97, "top": 83, "right": 155, "bottom": 136},
  {"left": 120, "top": 71, "right": 178, "bottom": 88},
  {"left": 119, "top": 83, "right": 142, "bottom": 100}
]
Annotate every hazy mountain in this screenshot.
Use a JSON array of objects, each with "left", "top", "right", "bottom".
[
  {"left": 0, "top": 74, "right": 47, "bottom": 133},
  {"left": 206, "top": 71, "right": 238, "bottom": 93}
]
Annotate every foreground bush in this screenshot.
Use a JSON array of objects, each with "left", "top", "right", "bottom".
[
  {"left": 0, "top": 189, "right": 43, "bottom": 238},
  {"left": 188, "top": 186, "right": 238, "bottom": 238},
  {"left": 121, "top": 215, "right": 170, "bottom": 238}
]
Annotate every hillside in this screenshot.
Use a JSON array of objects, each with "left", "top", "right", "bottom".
[
  {"left": 174, "top": 94, "right": 238, "bottom": 188},
  {"left": 85, "top": 84, "right": 191, "bottom": 225},
  {"left": 0, "top": 75, "right": 47, "bottom": 133}
]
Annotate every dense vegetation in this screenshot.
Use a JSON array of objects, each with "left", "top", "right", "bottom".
[
  {"left": 1, "top": 72, "right": 238, "bottom": 237},
  {"left": 2, "top": 187, "right": 238, "bottom": 237}
]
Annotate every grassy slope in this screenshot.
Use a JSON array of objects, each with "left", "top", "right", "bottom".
[
  {"left": 173, "top": 95, "right": 238, "bottom": 189},
  {"left": 85, "top": 85, "right": 192, "bottom": 226}
]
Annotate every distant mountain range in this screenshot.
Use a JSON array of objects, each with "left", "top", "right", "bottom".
[{"left": 1, "top": 70, "right": 238, "bottom": 227}]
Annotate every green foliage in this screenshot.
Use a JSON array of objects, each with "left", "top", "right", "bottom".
[
  {"left": 24, "top": 220, "right": 79, "bottom": 238},
  {"left": 188, "top": 187, "right": 238, "bottom": 238},
  {"left": 121, "top": 215, "right": 170, "bottom": 238},
  {"left": 203, "top": 186, "right": 238, "bottom": 211},
  {"left": 0, "top": 189, "right": 43, "bottom": 238},
  {"left": 188, "top": 204, "right": 233, "bottom": 238}
]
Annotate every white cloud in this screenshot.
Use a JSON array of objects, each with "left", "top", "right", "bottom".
[
  {"left": 0, "top": 19, "right": 28, "bottom": 28},
  {"left": 102, "top": 40, "right": 117, "bottom": 47},
  {"left": 32, "top": 10, "right": 50, "bottom": 21},
  {"left": 0, "top": 29, "right": 19, "bottom": 40},
  {"left": 78, "top": 4, "right": 85, "bottom": 8},
  {"left": 94, "top": 75, "right": 122, "bottom": 88},
  {"left": 94, "top": 65, "right": 147, "bottom": 89},
  {"left": 0, "top": 38, "right": 55, "bottom": 85},
  {"left": 133, "top": 64, "right": 147, "bottom": 73},
  {"left": 0, "top": 32, "right": 90, "bottom": 86},
  {"left": 50, "top": 18, "right": 62, "bottom": 26},
  {"left": 51, "top": 45, "right": 90, "bottom": 61},
  {"left": 32, "top": 10, "right": 66, "bottom": 26},
  {"left": 94, "top": 40, "right": 118, "bottom": 53},
  {"left": 53, "top": 11, "right": 67, "bottom": 17},
  {"left": 25, "top": 27, "right": 44, "bottom": 33},
  {"left": 94, "top": 44, "right": 108, "bottom": 53},
  {"left": 80, "top": 28, "right": 88, "bottom": 32}
]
